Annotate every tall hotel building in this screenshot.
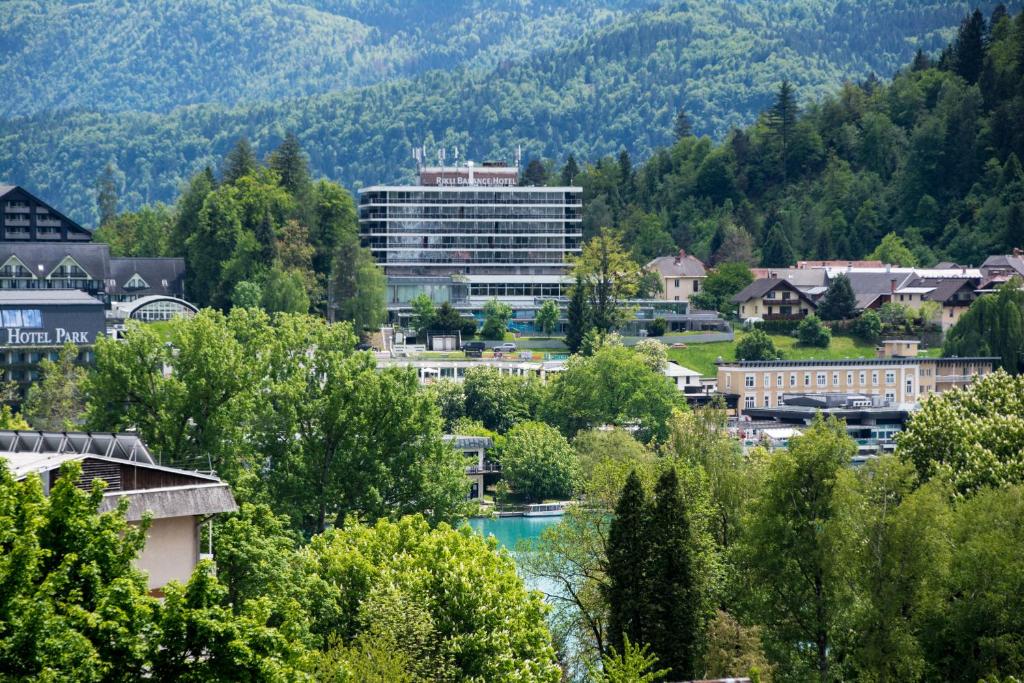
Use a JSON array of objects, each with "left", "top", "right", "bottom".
[{"left": 358, "top": 162, "right": 582, "bottom": 321}]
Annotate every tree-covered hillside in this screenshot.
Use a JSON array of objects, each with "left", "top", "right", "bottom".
[
  {"left": 0, "top": 0, "right": 1014, "bottom": 225},
  {"left": 574, "top": 6, "right": 1024, "bottom": 267},
  {"left": 0, "top": 0, "right": 644, "bottom": 117}
]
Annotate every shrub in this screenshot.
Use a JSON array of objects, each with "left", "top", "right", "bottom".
[
  {"left": 648, "top": 317, "right": 668, "bottom": 336},
  {"left": 796, "top": 315, "right": 831, "bottom": 347},
  {"left": 735, "top": 329, "right": 782, "bottom": 361},
  {"left": 852, "top": 309, "right": 883, "bottom": 343}
]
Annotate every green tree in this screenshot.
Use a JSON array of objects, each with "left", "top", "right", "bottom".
[
  {"left": 409, "top": 293, "right": 436, "bottom": 333},
  {"left": 646, "top": 467, "right": 700, "bottom": 680},
  {"left": 740, "top": 416, "right": 855, "bottom": 681},
  {"left": 592, "top": 636, "right": 669, "bottom": 683},
  {"left": 523, "top": 158, "right": 549, "bottom": 186},
  {"left": 796, "top": 314, "right": 831, "bottom": 347},
  {"left": 84, "top": 310, "right": 257, "bottom": 474},
  {"left": 231, "top": 280, "right": 263, "bottom": 309},
  {"left": 261, "top": 264, "right": 310, "bottom": 313},
  {"left": 951, "top": 9, "right": 987, "bottom": 84},
  {"left": 735, "top": 329, "right": 782, "bottom": 361},
  {"left": 896, "top": 369, "right": 1024, "bottom": 496},
  {"left": 574, "top": 229, "right": 640, "bottom": 333},
  {"left": 221, "top": 136, "right": 259, "bottom": 184},
  {"left": 481, "top": 298, "right": 513, "bottom": 340},
  {"left": 0, "top": 405, "right": 30, "bottom": 430},
  {"left": 171, "top": 166, "right": 214, "bottom": 258},
  {"left": 22, "top": 342, "right": 87, "bottom": 431},
  {"left": 817, "top": 274, "right": 857, "bottom": 320},
  {"left": 768, "top": 80, "right": 799, "bottom": 182},
  {"left": 831, "top": 457, "right": 952, "bottom": 682},
  {"left": 92, "top": 203, "right": 175, "bottom": 256},
  {"left": 305, "top": 515, "right": 561, "bottom": 682},
  {"left": 431, "top": 301, "right": 463, "bottom": 331},
  {"left": 95, "top": 159, "right": 121, "bottom": 226},
  {"left": 944, "top": 282, "right": 1024, "bottom": 373},
  {"left": 463, "top": 367, "right": 543, "bottom": 433},
  {"left": 565, "top": 276, "right": 592, "bottom": 353},
  {"left": 760, "top": 222, "right": 796, "bottom": 267},
  {"left": 498, "top": 421, "right": 580, "bottom": 501},
  {"left": 561, "top": 154, "right": 580, "bottom": 185},
  {"left": 869, "top": 232, "right": 918, "bottom": 266},
  {"left": 332, "top": 232, "right": 386, "bottom": 332},
  {"left": 268, "top": 132, "right": 311, "bottom": 197},
  {"left": 542, "top": 344, "right": 680, "bottom": 443},
  {"left": 535, "top": 299, "right": 560, "bottom": 336},
  {"left": 696, "top": 262, "right": 754, "bottom": 314},
  {"left": 604, "top": 470, "right": 652, "bottom": 653},
  {"left": 673, "top": 106, "right": 693, "bottom": 140},
  {"left": 852, "top": 308, "right": 883, "bottom": 343}
]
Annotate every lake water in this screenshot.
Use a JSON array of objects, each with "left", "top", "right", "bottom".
[{"left": 467, "top": 515, "right": 561, "bottom": 551}]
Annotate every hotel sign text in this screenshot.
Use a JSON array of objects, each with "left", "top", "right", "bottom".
[{"left": 6, "top": 328, "right": 92, "bottom": 345}]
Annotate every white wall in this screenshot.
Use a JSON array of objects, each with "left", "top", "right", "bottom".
[{"left": 134, "top": 516, "right": 199, "bottom": 590}]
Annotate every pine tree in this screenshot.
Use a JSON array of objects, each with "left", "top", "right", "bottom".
[
  {"left": 618, "top": 149, "right": 635, "bottom": 200},
  {"left": 767, "top": 80, "right": 799, "bottom": 182},
  {"left": 523, "top": 158, "right": 548, "bottom": 186},
  {"left": 560, "top": 154, "right": 580, "bottom": 186},
  {"left": 952, "top": 9, "right": 987, "bottom": 84},
  {"left": 604, "top": 470, "right": 652, "bottom": 654},
  {"left": 646, "top": 467, "right": 699, "bottom": 680},
  {"left": 911, "top": 49, "right": 931, "bottom": 71},
  {"left": 762, "top": 222, "right": 796, "bottom": 267},
  {"left": 817, "top": 274, "right": 857, "bottom": 320},
  {"left": 268, "top": 133, "right": 310, "bottom": 197},
  {"left": 254, "top": 210, "right": 278, "bottom": 262},
  {"left": 673, "top": 107, "right": 693, "bottom": 140},
  {"left": 222, "top": 137, "right": 259, "bottom": 184},
  {"left": 95, "top": 160, "right": 120, "bottom": 227},
  {"left": 565, "top": 276, "right": 592, "bottom": 354}
]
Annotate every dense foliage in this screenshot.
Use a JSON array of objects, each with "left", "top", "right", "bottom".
[{"left": 0, "top": 2, "right": 1007, "bottom": 224}]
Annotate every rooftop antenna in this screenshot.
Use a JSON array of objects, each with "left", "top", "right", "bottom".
[
  {"left": 515, "top": 144, "right": 522, "bottom": 170},
  {"left": 453, "top": 145, "right": 459, "bottom": 166},
  {"left": 438, "top": 147, "right": 446, "bottom": 166}
]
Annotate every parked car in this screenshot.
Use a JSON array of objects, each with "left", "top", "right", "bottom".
[
  {"left": 495, "top": 342, "right": 517, "bottom": 353},
  {"left": 463, "top": 340, "right": 486, "bottom": 357},
  {"left": 355, "top": 342, "right": 376, "bottom": 351}
]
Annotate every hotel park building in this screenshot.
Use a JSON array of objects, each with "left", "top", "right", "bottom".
[{"left": 358, "top": 162, "right": 582, "bottom": 328}]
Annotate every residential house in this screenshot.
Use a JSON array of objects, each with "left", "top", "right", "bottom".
[
  {"left": 646, "top": 250, "right": 707, "bottom": 302},
  {"left": 731, "top": 278, "right": 818, "bottom": 321}
]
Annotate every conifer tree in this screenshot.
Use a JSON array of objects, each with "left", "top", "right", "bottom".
[
  {"left": 565, "top": 276, "right": 592, "bottom": 354},
  {"left": 95, "top": 160, "right": 121, "bottom": 227},
  {"left": 768, "top": 80, "right": 798, "bottom": 182},
  {"left": 268, "top": 133, "right": 310, "bottom": 197},
  {"left": 618, "top": 149, "right": 634, "bottom": 200},
  {"left": 761, "top": 222, "right": 796, "bottom": 267},
  {"left": 523, "top": 158, "right": 548, "bottom": 186},
  {"left": 952, "top": 9, "right": 987, "bottom": 84},
  {"left": 221, "top": 136, "right": 259, "bottom": 184},
  {"left": 911, "top": 48, "right": 931, "bottom": 71},
  {"left": 817, "top": 274, "right": 857, "bottom": 320},
  {"left": 646, "top": 467, "right": 699, "bottom": 681},
  {"left": 673, "top": 107, "right": 693, "bottom": 140},
  {"left": 560, "top": 154, "right": 580, "bottom": 186},
  {"left": 604, "top": 470, "right": 651, "bottom": 654}
]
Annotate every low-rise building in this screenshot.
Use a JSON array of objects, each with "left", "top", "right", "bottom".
[
  {"left": 444, "top": 435, "right": 497, "bottom": 502},
  {"left": 646, "top": 250, "right": 706, "bottom": 302},
  {"left": 732, "top": 278, "right": 818, "bottom": 321},
  {"left": 718, "top": 354, "right": 996, "bottom": 415},
  {"left": 1, "top": 430, "right": 237, "bottom": 592}
]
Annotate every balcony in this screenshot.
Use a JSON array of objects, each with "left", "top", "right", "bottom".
[
  {"left": 4, "top": 204, "right": 29, "bottom": 213},
  {"left": 5, "top": 218, "right": 30, "bottom": 227},
  {"left": 37, "top": 218, "right": 61, "bottom": 228},
  {"left": 763, "top": 313, "right": 807, "bottom": 321},
  {"left": 936, "top": 374, "right": 978, "bottom": 383}
]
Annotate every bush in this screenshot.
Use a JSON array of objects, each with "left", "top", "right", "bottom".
[
  {"left": 735, "top": 329, "right": 782, "bottom": 361},
  {"left": 796, "top": 315, "right": 831, "bottom": 347},
  {"left": 459, "top": 316, "right": 478, "bottom": 339},
  {"left": 648, "top": 317, "right": 668, "bottom": 336},
  {"left": 852, "top": 309, "right": 882, "bottom": 343},
  {"left": 498, "top": 421, "right": 580, "bottom": 501},
  {"left": 753, "top": 319, "right": 801, "bottom": 335}
]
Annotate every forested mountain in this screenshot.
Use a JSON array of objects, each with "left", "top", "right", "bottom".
[
  {"left": 1, "top": 0, "right": 1014, "bottom": 225},
  {"left": 575, "top": 6, "right": 1024, "bottom": 267},
  {"left": 0, "top": 0, "right": 644, "bottom": 117}
]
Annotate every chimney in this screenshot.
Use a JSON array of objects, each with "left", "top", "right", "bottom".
[{"left": 890, "top": 278, "right": 897, "bottom": 294}]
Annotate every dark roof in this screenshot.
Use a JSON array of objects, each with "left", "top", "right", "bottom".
[
  {"left": 0, "top": 242, "right": 110, "bottom": 281},
  {"left": 911, "top": 277, "right": 977, "bottom": 303},
  {"left": 844, "top": 271, "right": 915, "bottom": 296},
  {"left": 981, "top": 254, "right": 1024, "bottom": 276},
  {"left": 0, "top": 289, "right": 102, "bottom": 306},
  {"left": 647, "top": 253, "right": 707, "bottom": 277},
  {"left": 732, "top": 278, "right": 815, "bottom": 304},
  {"left": 0, "top": 185, "right": 92, "bottom": 238},
  {"left": 108, "top": 258, "right": 186, "bottom": 297}
]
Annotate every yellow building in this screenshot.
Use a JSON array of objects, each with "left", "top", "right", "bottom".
[
  {"left": 718, "top": 351, "right": 996, "bottom": 415},
  {"left": 646, "top": 251, "right": 707, "bottom": 302},
  {"left": 732, "top": 278, "right": 818, "bottom": 321}
]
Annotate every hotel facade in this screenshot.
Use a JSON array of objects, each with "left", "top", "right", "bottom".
[{"left": 358, "top": 163, "right": 582, "bottom": 326}]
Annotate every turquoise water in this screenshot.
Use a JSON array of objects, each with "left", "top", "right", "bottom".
[{"left": 467, "top": 515, "right": 561, "bottom": 551}]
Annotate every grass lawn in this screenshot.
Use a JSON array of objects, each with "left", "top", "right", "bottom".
[{"left": 667, "top": 332, "right": 941, "bottom": 377}]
